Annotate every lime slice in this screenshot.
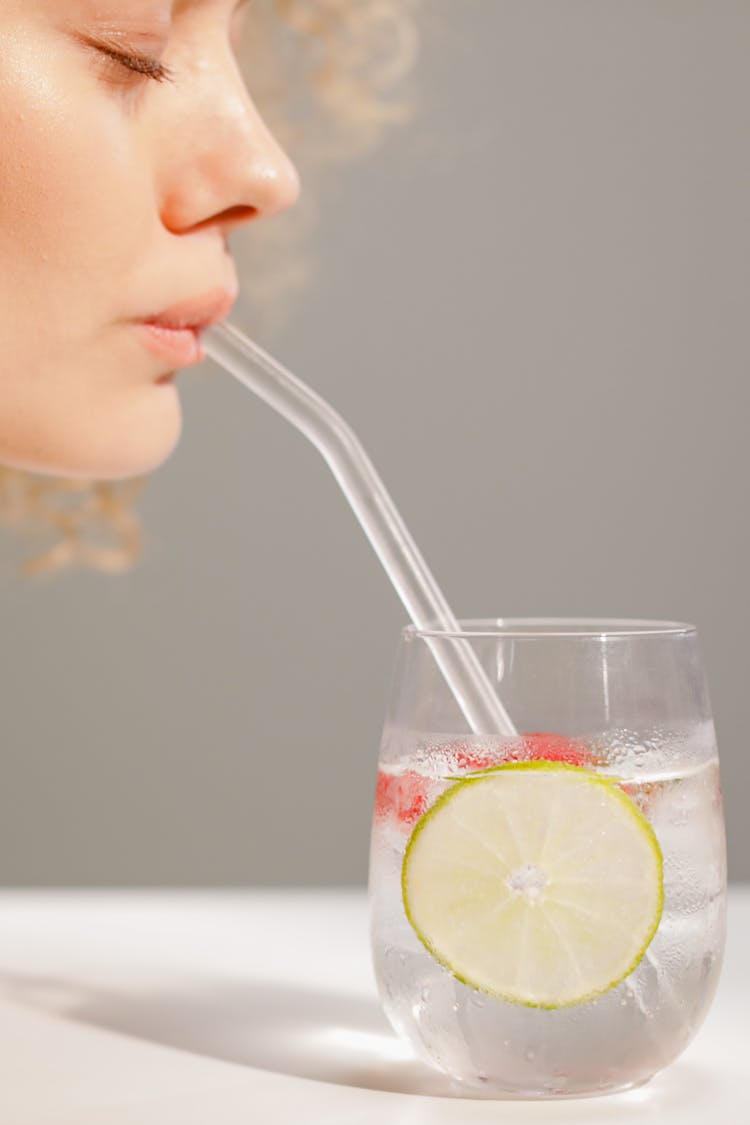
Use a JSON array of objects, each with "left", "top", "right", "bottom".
[{"left": 402, "top": 762, "right": 663, "bottom": 1009}]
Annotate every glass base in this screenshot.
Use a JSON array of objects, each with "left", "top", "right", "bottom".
[{"left": 443, "top": 1072, "right": 654, "bottom": 1101}]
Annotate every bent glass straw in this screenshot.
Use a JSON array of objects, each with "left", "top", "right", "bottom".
[{"left": 204, "top": 320, "right": 516, "bottom": 737}]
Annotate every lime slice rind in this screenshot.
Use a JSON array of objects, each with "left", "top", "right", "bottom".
[{"left": 402, "top": 762, "right": 664, "bottom": 1010}]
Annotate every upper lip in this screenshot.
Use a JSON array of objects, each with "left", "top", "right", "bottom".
[{"left": 142, "top": 287, "right": 238, "bottom": 332}]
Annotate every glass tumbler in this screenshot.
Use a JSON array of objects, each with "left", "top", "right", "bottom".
[{"left": 368, "top": 619, "right": 726, "bottom": 1098}]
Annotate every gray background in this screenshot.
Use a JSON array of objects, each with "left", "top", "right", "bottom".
[{"left": 0, "top": 0, "right": 747, "bottom": 885}]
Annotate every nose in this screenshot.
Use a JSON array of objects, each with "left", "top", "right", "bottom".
[{"left": 158, "top": 61, "right": 301, "bottom": 236}]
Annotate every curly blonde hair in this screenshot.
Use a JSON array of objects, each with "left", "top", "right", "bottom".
[{"left": 0, "top": 0, "right": 419, "bottom": 579}]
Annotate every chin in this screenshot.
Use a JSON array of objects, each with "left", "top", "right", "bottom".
[
  {"left": 80, "top": 402, "right": 184, "bottom": 481},
  {"left": 0, "top": 384, "right": 183, "bottom": 481}
]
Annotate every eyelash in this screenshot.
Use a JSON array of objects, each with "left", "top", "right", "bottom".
[{"left": 96, "top": 44, "right": 175, "bottom": 85}]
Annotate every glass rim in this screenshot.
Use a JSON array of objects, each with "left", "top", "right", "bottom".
[{"left": 402, "top": 617, "right": 698, "bottom": 640}]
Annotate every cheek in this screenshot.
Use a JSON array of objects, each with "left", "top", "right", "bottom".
[
  {"left": 0, "top": 36, "right": 179, "bottom": 480},
  {"left": 0, "top": 38, "right": 153, "bottom": 346}
]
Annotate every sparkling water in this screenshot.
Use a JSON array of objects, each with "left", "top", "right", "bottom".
[{"left": 369, "top": 726, "right": 726, "bottom": 1097}]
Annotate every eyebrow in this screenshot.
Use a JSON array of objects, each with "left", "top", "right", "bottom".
[
  {"left": 183, "top": 0, "right": 251, "bottom": 14},
  {"left": 185, "top": 0, "right": 251, "bottom": 10}
]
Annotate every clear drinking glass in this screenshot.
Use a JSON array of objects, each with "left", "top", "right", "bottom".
[{"left": 368, "top": 619, "right": 727, "bottom": 1099}]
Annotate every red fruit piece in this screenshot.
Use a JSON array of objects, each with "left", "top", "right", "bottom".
[
  {"left": 451, "top": 732, "right": 597, "bottom": 772},
  {"left": 465, "top": 733, "right": 649, "bottom": 810},
  {"left": 374, "top": 769, "right": 431, "bottom": 825},
  {"left": 512, "top": 732, "right": 596, "bottom": 768},
  {"left": 374, "top": 734, "right": 598, "bottom": 829},
  {"left": 453, "top": 745, "right": 497, "bottom": 771}
]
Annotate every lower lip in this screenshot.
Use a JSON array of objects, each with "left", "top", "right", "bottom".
[{"left": 136, "top": 323, "right": 206, "bottom": 367}]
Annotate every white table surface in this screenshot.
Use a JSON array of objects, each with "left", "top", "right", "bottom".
[{"left": 0, "top": 887, "right": 747, "bottom": 1124}]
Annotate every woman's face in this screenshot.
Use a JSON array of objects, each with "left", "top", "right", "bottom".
[{"left": 0, "top": 0, "right": 299, "bottom": 480}]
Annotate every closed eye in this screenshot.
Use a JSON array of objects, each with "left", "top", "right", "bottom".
[{"left": 94, "top": 43, "right": 175, "bottom": 84}]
